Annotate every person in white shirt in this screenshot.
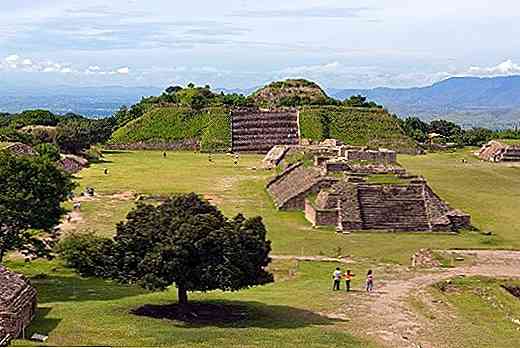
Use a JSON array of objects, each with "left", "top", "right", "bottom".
[{"left": 332, "top": 267, "right": 342, "bottom": 291}]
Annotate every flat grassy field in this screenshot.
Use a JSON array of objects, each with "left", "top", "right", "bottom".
[
  {"left": 70, "top": 149, "right": 515, "bottom": 265},
  {"left": 410, "top": 276, "right": 520, "bottom": 347},
  {"left": 8, "top": 258, "right": 374, "bottom": 347},
  {"left": 8, "top": 148, "right": 520, "bottom": 347}
]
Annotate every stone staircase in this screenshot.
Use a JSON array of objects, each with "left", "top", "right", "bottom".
[
  {"left": 357, "top": 185, "right": 431, "bottom": 231},
  {"left": 231, "top": 108, "right": 300, "bottom": 153}
]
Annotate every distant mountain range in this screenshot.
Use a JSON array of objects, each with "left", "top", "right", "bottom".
[
  {"left": 328, "top": 76, "right": 520, "bottom": 129},
  {"left": 1, "top": 76, "right": 520, "bottom": 128}
]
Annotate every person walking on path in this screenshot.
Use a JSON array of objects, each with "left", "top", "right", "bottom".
[
  {"left": 332, "top": 267, "right": 342, "bottom": 291},
  {"left": 344, "top": 270, "right": 355, "bottom": 292},
  {"left": 366, "top": 270, "right": 374, "bottom": 292}
]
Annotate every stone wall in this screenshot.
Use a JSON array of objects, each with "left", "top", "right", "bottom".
[
  {"left": 344, "top": 148, "right": 397, "bottom": 164},
  {"left": 232, "top": 108, "right": 300, "bottom": 153},
  {"left": 0, "top": 267, "right": 37, "bottom": 345},
  {"left": 305, "top": 199, "right": 339, "bottom": 227}
]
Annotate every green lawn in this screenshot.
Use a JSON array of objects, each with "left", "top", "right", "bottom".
[
  {"left": 411, "top": 276, "right": 520, "bottom": 347},
  {"left": 72, "top": 150, "right": 509, "bottom": 265},
  {"left": 8, "top": 148, "right": 520, "bottom": 347},
  {"left": 8, "top": 258, "right": 374, "bottom": 347}
]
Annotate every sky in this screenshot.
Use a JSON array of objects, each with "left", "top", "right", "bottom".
[{"left": 1, "top": 0, "right": 520, "bottom": 89}]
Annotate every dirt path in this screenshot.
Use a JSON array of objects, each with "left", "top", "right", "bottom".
[{"left": 332, "top": 250, "right": 520, "bottom": 348}]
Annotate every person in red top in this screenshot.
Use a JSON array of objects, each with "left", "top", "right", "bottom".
[
  {"left": 344, "top": 270, "right": 355, "bottom": 292},
  {"left": 366, "top": 270, "right": 374, "bottom": 292}
]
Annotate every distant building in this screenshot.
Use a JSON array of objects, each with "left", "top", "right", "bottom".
[{"left": 478, "top": 140, "right": 520, "bottom": 162}]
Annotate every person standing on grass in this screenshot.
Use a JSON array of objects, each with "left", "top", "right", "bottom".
[
  {"left": 366, "top": 270, "right": 374, "bottom": 292},
  {"left": 344, "top": 270, "right": 355, "bottom": 292},
  {"left": 332, "top": 267, "right": 342, "bottom": 291}
]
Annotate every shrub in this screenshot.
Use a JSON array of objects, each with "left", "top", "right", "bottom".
[
  {"left": 34, "top": 143, "right": 61, "bottom": 162},
  {"left": 56, "top": 232, "right": 114, "bottom": 277}
]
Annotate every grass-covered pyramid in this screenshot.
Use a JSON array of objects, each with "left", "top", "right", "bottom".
[{"left": 109, "top": 79, "right": 418, "bottom": 153}]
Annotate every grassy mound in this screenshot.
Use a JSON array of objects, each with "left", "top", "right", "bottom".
[
  {"left": 252, "top": 79, "right": 333, "bottom": 107},
  {"left": 110, "top": 106, "right": 230, "bottom": 152},
  {"left": 300, "top": 106, "right": 418, "bottom": 153}
]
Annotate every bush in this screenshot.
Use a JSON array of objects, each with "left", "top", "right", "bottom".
[
  {"left": 34, "top": 143, "right": 61, "bottom": 161},
  {"left": 56, "top": 232, "right": 114, "bottom": 277}
]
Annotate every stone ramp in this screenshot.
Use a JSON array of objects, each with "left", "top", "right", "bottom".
[
  {"left": 267, "top": 163, "right": 337, "bottom": 210},
  {"left": 262, "top": 145, "right": 292, "bottom": 169},
  {"left": 231, "top": 108, "right": 300, "bottom": 153}
]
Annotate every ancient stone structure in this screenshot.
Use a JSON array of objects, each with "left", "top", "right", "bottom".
[
  {"left": 266, "top": 138, "right": 471, "bottom": 233},
  {"left": 478, "top": 140, "right": 520, "bottom": 162},
  {"left": 305, "top": 178, "right": 471, "bottom": 232},
  {"left": 59, "top": 154, "right": 89, "bottom": 174},
  {"left": 0, "top": 267, "right": 37, "bottom": 345},
  {"left": 0, "top": 142, "right": 35, "bottom": 156},
  {"left": 266, "top": 163, "right": 338, "bottom": 210},
  {"left": 262, "top": 140, "right": 398, "bottom": 171},
  {"left": 231, "top": 107, "right": 300, "bottom": 153},
  {"left": 343, "top": 148, "right": 397, "bottom": 164}
]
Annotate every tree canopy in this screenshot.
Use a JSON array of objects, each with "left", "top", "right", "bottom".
[
  {"left": 60, "top": 193, "right": 273, "bottom": 307},
  {"left": 0, "top": 152, "right": 75, "bottom": 261}
]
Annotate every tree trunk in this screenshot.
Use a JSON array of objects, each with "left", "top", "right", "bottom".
[{"left": 178, "top": 285, "right": 189, "bottom": 307}]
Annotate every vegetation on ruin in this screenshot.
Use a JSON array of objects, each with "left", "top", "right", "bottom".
[
  {"left": 299, "top": 106, "right": 419, "bottom": 153},
  {"left": 113, "top": 84, "right": 251, "bottom": 129},
  {"left": 110, "top": 106, "right": 231, "bottom": 152}
]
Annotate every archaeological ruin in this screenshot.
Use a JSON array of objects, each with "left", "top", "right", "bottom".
[
  {"left": 478, "top": 140, "right": 520, "bottom": 162},
  {"left": 266, "top": 140, "right": 471, "bottom": 233},
  {"left": 231, "top": 107, "right": 300, "bottom": 153},
  {"left": 0, "top": 266, "right": 37, "bottom": 345},
  {"left": 0, "top": 142, "right": 35, "bottom": 156}
]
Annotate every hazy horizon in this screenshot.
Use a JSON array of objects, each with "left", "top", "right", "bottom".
[{"left": 1, "top": 1, "right": 520, "bottom": 90}]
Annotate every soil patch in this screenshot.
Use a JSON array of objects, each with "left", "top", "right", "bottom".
[{"left": 131, "top": 303, "right": 249, "bottom": 324}]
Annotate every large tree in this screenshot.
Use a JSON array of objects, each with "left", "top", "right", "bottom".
[
  {"left": 110, "top": 193, "right": 273, "bottom": 307},
  {"left": 0, "top": 152, "right": 75, "bottom": 262}
]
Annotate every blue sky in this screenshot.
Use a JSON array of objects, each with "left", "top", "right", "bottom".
[{"left": 1, "top": 0, "right": 520, "bottom": 89}]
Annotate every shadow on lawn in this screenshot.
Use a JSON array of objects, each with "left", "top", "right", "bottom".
[
  {"left": 25, "top": 307, "right": 62, "bottom": 337},
  {"left": 31, "top": 275, "right": 149, "bottom": 304},
  {"left": 132, "top": 300, "right": 346, "bottom": 329}
]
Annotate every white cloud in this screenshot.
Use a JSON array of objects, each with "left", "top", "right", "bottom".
[
  {"left": 466, "top": 59, "right": 520, "bottom": 76},
  {"left": 1, "top": 54, "right": 130, "bottom": 77},
  {"left": 280, "top": 62, "right": 341, "bottom": 74},
  {"left": 116, "top": 67, "right": 129, "bottom": 74},
  {"left": 5, "top": 54, "right": 20, "bottom": 63}
]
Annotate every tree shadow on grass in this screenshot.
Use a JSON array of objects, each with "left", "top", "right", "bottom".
[
  {"left": 131, "top": 300, "right": 346, "bottom": 329},
  {"left": 24, "top": 307, "right": 62, "bottom": 338},
  {"left": 30, "top": 275, "right": 149, "bottom": 304}
]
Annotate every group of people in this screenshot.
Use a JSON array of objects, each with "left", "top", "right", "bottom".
[{"left": 332, "top": 267, "right": 374, "bottom": 293}]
